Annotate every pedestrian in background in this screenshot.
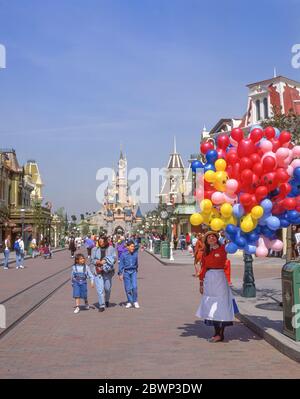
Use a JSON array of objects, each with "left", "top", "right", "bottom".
[
  {"left": 14, "top": 235, "right": 25, "bottom": 269},
  {"left": 3, "top": 234, "right": 11, "bottom": 269},
  {"left": 118, "top": 240, "right": 139, "bottom": 309},
  {"left": 69, "top": 235, "right": 76, "bottom": 258}
]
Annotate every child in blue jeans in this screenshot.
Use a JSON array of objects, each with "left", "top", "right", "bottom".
[{"left": 72, "top": 253, "right": 94, "bottom": 314}]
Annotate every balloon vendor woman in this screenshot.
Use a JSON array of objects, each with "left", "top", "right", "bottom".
[{"left": 196, "top": 231, "right": 238, "bottom": 342}]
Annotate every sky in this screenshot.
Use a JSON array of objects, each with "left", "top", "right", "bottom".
[{"left": 0, "top": 0, "right": 300, "bottom": 216}]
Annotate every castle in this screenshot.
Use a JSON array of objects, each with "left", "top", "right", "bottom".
[{"left": 87, "top": 151, "right": 143, "bottom": 236}]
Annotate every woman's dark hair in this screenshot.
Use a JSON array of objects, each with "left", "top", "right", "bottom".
[
  {"left": 75, "top": 253, "right": 85, "bottom": 264},
  {"left": 204, "top": 233, "right": 219, "bottom": 256},
  {"left": 98, "top": 236, "right": 109, "bottom": 248},
  {"left": 126, "top": 240, "right": 135, "bottom": 246}
]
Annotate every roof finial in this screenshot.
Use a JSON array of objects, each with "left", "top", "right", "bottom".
[
  {"left": 274, "top": 66, "right": 277, "bottom": 78},
  {"left": 173, "top": 136, "right": 177, "bottom": 153}
]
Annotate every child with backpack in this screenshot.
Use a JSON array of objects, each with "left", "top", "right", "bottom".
[
  {"left": 72, "top": 253, "right": 94, "bottom": 314},
  {"left": 14, "top": 235, "right": 25, "bottom": 269}
]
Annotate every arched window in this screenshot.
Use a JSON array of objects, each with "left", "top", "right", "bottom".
[
  {"left": 263, "top": 97, "right": 269, "bottom": 119},
  {"left": 256, "top": 99, "right": 261, "bottom": 121}
]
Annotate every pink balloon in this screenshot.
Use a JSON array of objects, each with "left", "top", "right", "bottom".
[
  {"left": 259, "top": 140, "right": 273, "bottom": 153},
  {"left": 211, "top": 192, "right": 225, "bottom": 205},
  {"left": 276, "top": 147, "right": 290, "bottom": 160},
  {"left": 270, "top": 239, "right": 283, "bottom": 252},
  {"left": 291, "top": 159, "right": 300, "bottom": 169},
  {"left": 287, "top": 165, "right": 294, "bottom": 176},
  {"left": 256, "top": 237, "right": 269, "bottom": 257},
  {"left": 223, "top": 192, "right": 238, "bottom": 204},
  {"left": 226, "top": 179, "right": 239, "bottom": 194},
  {"left": 293, "top": 146, "right": 300, "bottom": 157}
]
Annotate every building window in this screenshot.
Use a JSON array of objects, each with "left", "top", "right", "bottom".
[
  {"left": 256, "top": 99, "right": 261, "bottom": 121},
  {"left": 263, "top": 97, "right": 269, "bottom": 119}
]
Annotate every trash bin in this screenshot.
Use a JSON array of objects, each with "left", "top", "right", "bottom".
[
  {"left": 160, "top": 241, "right": 170, "bottom": 258},
  {"left": 282, "top": 261, "right": 300, "bottom": 341},
  {"left": 154, "top": 240, "right": 161, "bottom": 254}
]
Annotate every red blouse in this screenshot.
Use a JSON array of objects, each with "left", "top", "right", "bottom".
[{"left": 199, "top": 244, "right": 227, "bottom": 282}]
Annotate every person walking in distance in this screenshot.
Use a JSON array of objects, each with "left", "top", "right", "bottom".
[
  {"left": 90, "top": 236, "right": 117, "bottom": 312},
  {"left": 3, "top": 234, "right": 11, "bottom": 269},
  {"left": 14, "top": 235, "right": 25, "bottom": 269},
  {"left": 69, "top": 235, "right": 76, "bottom": 258},
  {"left": 118, "top": 240, "right": 139, "bottom": 309}
]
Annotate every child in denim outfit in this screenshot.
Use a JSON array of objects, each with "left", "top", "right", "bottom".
[{"left": 72, "top": 253, "right": 94, "bottom": 314}]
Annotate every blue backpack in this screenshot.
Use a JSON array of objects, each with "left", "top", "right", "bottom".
[{"left": 14, "top": 240, "right": 21, "bottom": 253}]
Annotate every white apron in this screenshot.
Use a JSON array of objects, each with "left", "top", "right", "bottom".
[{"left": 196, "top": 269, "right": 235, "bottom": 321}]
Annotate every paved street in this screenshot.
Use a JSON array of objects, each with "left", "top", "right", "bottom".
[{"left": 0, "top": 250, "right": 299, "bottom": 379}]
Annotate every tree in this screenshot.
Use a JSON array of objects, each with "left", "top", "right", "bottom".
[{"left": 261, "top": 105, "right": 300, "bottom": 144}]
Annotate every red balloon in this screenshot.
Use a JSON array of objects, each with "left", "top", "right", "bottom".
[
  {"left": 231, "top": 163, "right": 240, "bottom": 180},
  {"left": 241, "top": 169, "right": 253, "bottom": 185},
  {"left": 200, "top": 141, "right": 214, "bottom": 155},
  {"left": 216, "top": 148, "right": 226, "bottom": 159},
  {"left": 282, "top": 197, "right": 296, "bottom": 210},
  {"left": 226, "top": 150, "right": 239, "bottom": 165},
  {"left": 264, "top": 126, "right": 275, "bottom": 139},
  {"left": 240, "top": 193, "right": 252, "bottom": 206},
  {"left": 262, "top": 156, "right": 276, "bottom": 173},
  {"left": 255, "top": 186, "right": 268, "bottom": 201},
  {"left": 250, "top": 128, "right": 263, "bottom": 143},
  {"left": 237, "top": 139, "right": 256, "bottom": 158},
  {"left": 204, "top": 190, "right": 214, "bottom": 200},
  {"left": 279, "top": 131, "right": 292, "bottom": 145},
  {"left": 271, "top": 138, "right": 281, "bottom": 152},
  {"left": 261, "top": 172, "right": 278, "bottom": 192},
  {"left": 253, "top": 162, "right": 263, "bottom": 177},
  {"left": 231, "top": 128, "right": 244, "bottom": 143},
  {"left": 240, "top": 157, "right": 253, "bottom": 171},
  {"left": 276, "top": 168, "right": 290, "bottom": 183},
  {"left": 250, "top": 153, "right": 261, "bottom": 164},
  {"left": 217, "top": 134, "right": 230, "bottom": 150}
]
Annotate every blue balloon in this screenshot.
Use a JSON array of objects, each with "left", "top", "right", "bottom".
[
  {"left": 266, "top": 216, "right": 280, "bottom": 231},
  {"left": 286, "top": 210, "right": 300, "bottom": 223},
  {"left": 280, "top": 218, "right": 290, "bottom": 228},
  {"left": 204, "top": 163, "right": 215, "bottom": 172},
  {"left": 235, "top": 236, "right": 247, "bottom": 249},
  {"left": 226, "top": 224, "right": 238, "bottom": 237},
  {"left": 260, "top": 199, "right": 273, "bottom": 214},
  {"left": 225, "top": 242, "right": 238, "bottom": 254},
  {"left": 250, "top": 124, "right": 263, "bottom": 132},
  {"left": 244, "top": 244, "right": 257, "bottom": 255},
  {"left": 268, "top": 188, "right": 280, "bottom": 198},
  {"left": 274, "top": 127, "right": 280, "bottom": 138},
  {"left": 233, "top": 203, "right": 244, "bottom": 219},
  {"left": 247, "top": 231, "right": 259, "bottom": 243},
  {"left": 206, "top": 150, "right": 218, "bottom": 164},
  {"left": 294, "top": 167, "right": 300, "bottom": 181},
  {"left": 191, "top": 160, "right": 203, "bottom": 172}
]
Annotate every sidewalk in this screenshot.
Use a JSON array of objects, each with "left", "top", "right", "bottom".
[
  {"left": 0, "top": 247, "right": 66, "bottom": 267},
  {"left": 147, "top": 248, "right": 300, "bottom": 362}
]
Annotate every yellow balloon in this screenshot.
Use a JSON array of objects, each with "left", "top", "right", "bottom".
[
  {"left": 201, "top": 213, "right": 210, "bottom": 225},
  {"left": 200, "top": 199, "right": 213, "bottom": 213},
  {"left": 241, "top": 214, "right": 255, "bottom": 233},
  {"left": 220, "top": 203, "right": 233, "bottom": 218},
  {"left": 215, "top": 159, "right": 227, "bottom": 172},
  {"left": 204, "top": 170, "right": 215, "bottom": 183},
  {"left": 251, "top": 205, "right": 264, "bottom": 220},
  {"left": 223, "top": 215, "right": 237, "bottom": 226},
  {"left": 210, "top": 218, "right": 224, "bottom": 231},
  {"left": 214, "top": 171, "right": 228, "bottom": 192},
  {"left": 190, "top": 213, "right": 203, "bottom": 226}
]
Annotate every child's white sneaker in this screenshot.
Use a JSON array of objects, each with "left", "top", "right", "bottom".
[
  {"left": 133, "top": 302, "right": 140, "bottom": 309},
  {"left": 74, "top": 307, "right": 80, "bottom": 314},
  {"left": 85, "top": 304, "right": 90, "bottom": 310},
  {"left": 125, "top": 302, "right": 133, "bottom": 308},
  {"left": 19, "top": 265, "right": 24, "bottom": 269}
]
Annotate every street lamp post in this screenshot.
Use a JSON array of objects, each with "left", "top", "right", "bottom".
[
  {"left": 20, "top": 208, "right": 25, "bottom": 241},
  {"left": 242, "top": 253, "right": 256, "bottom": 297}
]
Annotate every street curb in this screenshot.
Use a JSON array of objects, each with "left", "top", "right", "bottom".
[
  {"left": 144, "top": 249, "right": 190, "bottom": 266},
  {"left": 235, "top": 303, "right": 300, "bottom": 363},
  {"left": 0, "top": 248, "right": 67, "bottom": 267}
]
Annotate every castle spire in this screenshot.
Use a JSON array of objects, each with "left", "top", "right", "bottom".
[{"left": 173, "top": 136, "right": 177, "bottom": 154}]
